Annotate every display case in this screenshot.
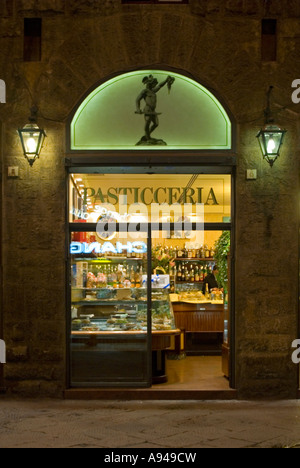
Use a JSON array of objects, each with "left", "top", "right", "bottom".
[
  {"left": 71, "top": 258, "right": 176, "bottom": 334},
  {"left": 70, "top": 247, "right": 179, "bottom": 387}
]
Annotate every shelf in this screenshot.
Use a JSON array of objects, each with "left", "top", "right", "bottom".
[
  {"left": 72, "top": 329, "right": 181, "bottom": 336},
  {"left": 72, "top": 300, "right": 147, "bottom": 306},
  {"left": 175, "top": 258, "right": 214, "bottom": 261},
  {"left": 72, "top": 300, "right": 167, "bottom": 306},
  {"left": 72, "top": 287, "right": 146, "bottom": 291},
  {"left": 175, "top": 281, "right": 204, "bottom": 284},
  {"left": 74, "top": 257, "right": 146, "bottom": 262}
]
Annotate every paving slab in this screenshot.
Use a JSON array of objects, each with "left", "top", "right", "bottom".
[{"left": 0, "top": 399, "right": 300, "bottom": 448}]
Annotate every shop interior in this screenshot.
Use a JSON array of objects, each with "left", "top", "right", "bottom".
[{"left": 69, "top": 173, "right": 232, "bottom": 390}]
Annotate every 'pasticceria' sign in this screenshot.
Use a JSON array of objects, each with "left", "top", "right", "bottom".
[{"left": 83, "top": 186, "right": 219, "bottom": 206}]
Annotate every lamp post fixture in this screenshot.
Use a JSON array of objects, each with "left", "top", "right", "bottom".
[
  {"left": 256, "top": 86, "right": 286, "bottom": 168},
  {"left": 18, "top": 106, "right": 46, "bottom": 167}
]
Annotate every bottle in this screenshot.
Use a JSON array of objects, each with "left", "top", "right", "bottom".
[
  {"left": 188, "top": 247, "right": 192, "bottom": 259},
  {"left": 140, "top": 265, "right": 144, "bottom": 284},
  {"left": 190, "top": 268, "right": 195, "bottom": 283},
  {"left": 205, "top": 245, "right": 210, "bottom": 258},
  {"left": 112, "top": 267, "right": 118, "bottom": 288},
  {"left": 181, "top": 265, "right": 186, "bottom": 282},
  {"left": 173, "top": 246, "right": 177, "bottom": 259},
  {"left": 177, "top": 264, "right": 182, "bottom": 282},
  {"left": 135, "top": 267, "right": 141, "bottom": 288},
  {"left": 192, "top": 248, "right": 196, "bottom": 259},
  {"left": 177, "top": 246, "right": 183, "bottom": 258},
  {"left": 195, "top": 266, "right": 200, "bottom": 283},
  {"left": 185, "top": 266, "right": 190, "bottom": 282},
  {"left": 107, "top": 266, "right": 114, "bottom": 287},
  {"left": 120, "top": 266, "right": 126, "bottom": 288},
  {"left": 200, "top": 266, "right": 204, "bottom": 282},
  {"left": 205, "top": 283, "right": 210, "bottom": 300},
  {"left": 130, "top": 266, "right": 136, "bottom": 288}
]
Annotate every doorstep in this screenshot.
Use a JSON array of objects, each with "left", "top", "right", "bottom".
[{"left": 64, "top": 388, "right": 238, "bottom": 400}]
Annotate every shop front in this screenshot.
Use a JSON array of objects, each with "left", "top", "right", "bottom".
[
  {"left": 64, "top": 69, "right": 236, "bottom": 397},
  {"left": 1, "top": 4, "right": 300, "bottom": 401}
]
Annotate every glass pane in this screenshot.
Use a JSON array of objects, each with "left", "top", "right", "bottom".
[
  {"left": 69, "top": 173, "right": 231, "bottom": 224},
  {"left": 151, "top": 230, "right": 231, "bottom": 375},
  {"left": 151, "top": 231, "right": 230, "bottom": 297},
  {"left": 70, "top": 231, "right": 151, "bottom": 387}
]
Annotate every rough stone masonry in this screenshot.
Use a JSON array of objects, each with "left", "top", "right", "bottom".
[{"left": 0, "top": 0, "right": 299, "bottom": 398}]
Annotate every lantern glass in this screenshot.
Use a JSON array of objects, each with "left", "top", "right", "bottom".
[
  {"left": 257, "top": 124, "right": 286, "bottom": 167},
  {"left": 18, "top": 123, "right": 46, "bottom": 166}
]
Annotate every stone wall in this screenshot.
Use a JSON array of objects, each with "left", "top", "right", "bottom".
[{"left": 0, "top": 0, "right": 299, "bottom": 397}]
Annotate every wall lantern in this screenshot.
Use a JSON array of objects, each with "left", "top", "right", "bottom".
[
  {"left": 18, "top": 106, "right": 46, "bottom": 167},
  {"left": 256, "top": 86, "right": 286, "bottom": 168}
]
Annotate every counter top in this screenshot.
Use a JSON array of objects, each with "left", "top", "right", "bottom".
[
  {"left": 178, "top": 300, "right": 224, "bottom": 305},
  {"left": 72, "top": 329, "right": 181, "bottom": 336}
]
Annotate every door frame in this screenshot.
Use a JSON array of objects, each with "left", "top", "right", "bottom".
[{"left": 65, "top": 164, "right": 236, "bottom": 391}]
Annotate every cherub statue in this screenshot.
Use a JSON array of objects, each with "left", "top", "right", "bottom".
[{"left": 135, "top": 74, "right": 175, "bottom": 145}]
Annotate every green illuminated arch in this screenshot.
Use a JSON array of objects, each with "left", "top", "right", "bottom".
[{"left": 70, "top": 70, "right": 232, "bottom": 151}]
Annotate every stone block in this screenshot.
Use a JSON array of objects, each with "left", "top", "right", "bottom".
[
  {"left": 225, "top": 0, "right": 243, "bottom": 15},
  {"left": 4, "top": 362, "right": 65, "bottom": 387},
  {"left": 6, "top": 379, "right": 64, "bottom": 398},
  {"left": 238, "top": 378, "right": 298, "bottom": 400},
  {"left": 16, "top": 0, "right": 65, "bottom": 15},
  {"left": 206, "top": 0, "right": 222, "bottom": 14},
  {"left": 7, "top": 346, "right": 29, "bottom": 362},
  {"left": 189, "top": 0, "right": 207, "bottom": 16},
  {"left": 11, "top": 325, "right": 26, "bottom": 343},
  {"left": 69, "top": 0, "right": 121, "bottom": 16},
  {"left": 0, "top": 1, "right": 13, "bottom": 17}
]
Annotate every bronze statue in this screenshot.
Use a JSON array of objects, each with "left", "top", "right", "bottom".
[{"left": 135, "top": 74, "right": 175, "bottom": 146}]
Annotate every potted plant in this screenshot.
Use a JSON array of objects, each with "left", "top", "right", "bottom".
[{"left": 213, "top": 231, "right": 230, "bottom": 291}]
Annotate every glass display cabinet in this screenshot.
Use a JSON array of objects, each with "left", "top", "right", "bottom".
[{"left": 69, "top": 233, "right": 179, "bottom": 387}]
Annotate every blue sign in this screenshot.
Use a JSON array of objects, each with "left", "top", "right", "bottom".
[{"left": 70, "top": 241, "right": 147, "bottom": 255}]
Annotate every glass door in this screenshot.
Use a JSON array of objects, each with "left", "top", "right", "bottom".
[
  {"left": 69, "top": 227, "right": 152, "bottom": 387},
  {"left": 67, "top": 170, "right": 234, "bottom": 389}
]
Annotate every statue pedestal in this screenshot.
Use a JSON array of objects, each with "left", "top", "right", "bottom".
[{"left": 136, "top": 137, "right": 167, "bottom": 146}]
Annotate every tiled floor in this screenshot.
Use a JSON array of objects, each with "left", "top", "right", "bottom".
[{"left": 156, "top": 355, "right": 230, "bottom": 390}]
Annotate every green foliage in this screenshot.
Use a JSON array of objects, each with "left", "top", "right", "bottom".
[
  {"left": 152, "top": 246, "right": 175, "bottom": 274},
  {"left": 214, "top": 231, "right": 230, "bottom": 290}
]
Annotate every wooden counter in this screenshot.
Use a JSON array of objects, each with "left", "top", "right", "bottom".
[
  {"left": 172, "top": 302, "right": 224, "bottom": 333},
  {"left": 171, "top": 301, "right": 224, "bottom": 355}
]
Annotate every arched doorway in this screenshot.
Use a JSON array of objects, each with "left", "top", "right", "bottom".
[{"left": 66, "top": 69, "right": 236, "bottom": 396}]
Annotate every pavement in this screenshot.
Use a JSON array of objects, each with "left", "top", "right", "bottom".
[{"left": 0, "top": 399, "right": 300, "bottom": 448}]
